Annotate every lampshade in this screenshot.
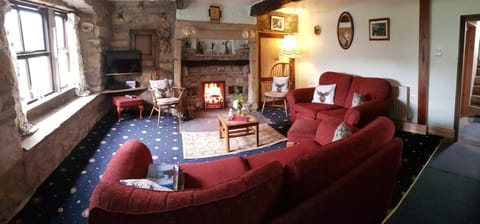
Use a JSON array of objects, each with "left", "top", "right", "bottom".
[{"left": 279, "top": 34, "right": 302, "bottom": 58}]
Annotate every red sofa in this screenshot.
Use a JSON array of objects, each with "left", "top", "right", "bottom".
[
  {"left": 286, "top": 71, "right": 392, "bottom": 127},
  {"left": 89, "top": 116, "right": 403, "bottom": 224}
]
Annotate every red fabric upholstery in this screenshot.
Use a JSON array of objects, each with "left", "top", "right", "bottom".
[
  {"left": 90, "top": 117, "right": 402, "bottom": 224},
  {"left": 318, "top": 71, "right": 353, "bottom": 106},
  {"left": 284, "top": 116, "right": 396, "bottom": 204},
  {"left": 112, "top": 96, "right": 142, "bottom": 107},
  {"left": 287, "top": 119, "right": 321, "bottom": 145},
  {"left": 314, "top": 118, "right": 358, "bottom": 145},
  {"left": 101, "top": 140, "right": 153, "bottom": 183},
  {"left": 180, "top": 156, "right": 249, "bottom": 189},
  {"left": 90, "top": 150, "right": 284, "bottom": 224},
  {"left": 287, "top": 71, "right": 391, "bottom": 127}
]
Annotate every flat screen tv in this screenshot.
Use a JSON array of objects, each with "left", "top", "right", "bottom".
[{"left": 103, "top": 50, "right": 142, "bottom": 74}]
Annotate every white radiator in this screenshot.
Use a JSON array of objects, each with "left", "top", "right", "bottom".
[{"left": 389, "top": 85, "right": 410, "bottom": 121}]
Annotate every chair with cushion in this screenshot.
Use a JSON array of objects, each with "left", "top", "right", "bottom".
[
  {"left": 149, "top": 79, "right": 185, "bottom": 127},
  {"left": 261, "top": 62, "right": 290, "bottom": 117}
]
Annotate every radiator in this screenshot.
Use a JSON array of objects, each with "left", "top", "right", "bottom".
[{"left": 389, "top": 85, "right": 410, "bottom": 121}]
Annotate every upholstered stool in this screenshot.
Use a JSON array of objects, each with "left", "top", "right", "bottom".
[
  {"left": 287, "top": 119, "right": 321, "bottom": 147},
  {"left": 112, "top": 96, "right": 144, "bottom": 122}
]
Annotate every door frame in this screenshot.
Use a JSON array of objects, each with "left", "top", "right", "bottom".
[
  {"left": 455, "top": 14, "right": 480, "bottom": 139},
  {"left": 257, "top": 32, "right": 286, "bottom": 106}
]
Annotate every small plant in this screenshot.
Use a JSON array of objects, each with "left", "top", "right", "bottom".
[{"left": 232, "top": 87, "right": 245, "bottom": 115}]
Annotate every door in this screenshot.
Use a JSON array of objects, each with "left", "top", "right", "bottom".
[
  {"left": 258, "top": 32, "right": 285, "bottom": 105},
  {"left": 460, "top": 22, "right": 477, "bottom": 117}
]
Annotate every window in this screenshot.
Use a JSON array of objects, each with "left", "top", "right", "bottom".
[{"left": 5, "top": 1, "right": 74, "bottom": 105}]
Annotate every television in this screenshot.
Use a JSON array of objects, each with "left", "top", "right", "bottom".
[{"left": 103, "top": 50, "right": 142, "bottom": 74}]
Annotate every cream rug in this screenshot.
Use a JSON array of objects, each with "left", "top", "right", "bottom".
[{"left": 182, "top": 124, "right": 287, "bottom": 159}]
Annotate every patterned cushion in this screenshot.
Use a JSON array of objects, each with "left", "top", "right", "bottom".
[
  {"left": 271, "top": 77, "right": 289, "bottom": 92},
  {"left": 332, "top": 122, "right": 352, "bottom": 142},
  {"left": 119, "top": 179, "right": 173, "bottom": 191},
  {"left": 150, "top": 79, "right": 172, "bottom": 98},
  {"left": 312, "top": 84, "right": 336, "bottom": 104},
  {"left": 351, "top": 92, "right": 366, "bottom": 107}
]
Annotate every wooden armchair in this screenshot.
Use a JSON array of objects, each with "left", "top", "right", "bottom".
[
  {"left": 148, "top": 82, "right": 185, "bottom": 127},
  {"left": 261, "top": 62, "right": 291, "bottom": 117}
]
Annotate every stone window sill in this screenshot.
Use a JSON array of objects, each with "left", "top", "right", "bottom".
[{"left": 21, "top": 93, "right": 99, "bottom": 151}]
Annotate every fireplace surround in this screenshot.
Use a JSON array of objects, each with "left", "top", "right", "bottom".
[{"left": 174, "top": 20, "right": 258, "bottom": 110}]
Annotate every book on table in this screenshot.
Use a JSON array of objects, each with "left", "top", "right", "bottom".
[{"left": 147, "top": 164, "right": 184, "bottom": 191}]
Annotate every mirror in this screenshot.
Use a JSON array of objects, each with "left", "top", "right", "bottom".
[{"left": 337, "top": 12, "right": 354, "bottom": 49}]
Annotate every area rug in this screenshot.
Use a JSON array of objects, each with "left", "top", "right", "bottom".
[
  {"left": 180, "top": 109, "right": 272, "bottom": 132},
  {"left": 182, "top": 123, "right": 286, "bottom": 159}
]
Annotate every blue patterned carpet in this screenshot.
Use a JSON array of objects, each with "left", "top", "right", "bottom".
[{"left": 9, "top": 107, "right": 441, "bottom": 224}]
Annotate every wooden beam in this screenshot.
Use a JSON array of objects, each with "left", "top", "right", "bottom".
[{"left": 418, "top": 0, "right": 431, "bottom": 125}]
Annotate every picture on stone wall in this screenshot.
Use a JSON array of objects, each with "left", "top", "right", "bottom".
[{"left": 271, "top": 16, "right": 284, "bottom": 31}]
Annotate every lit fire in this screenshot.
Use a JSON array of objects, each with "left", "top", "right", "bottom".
[{"left": 204, "top": 83, "right": 224, "bottom": 104}]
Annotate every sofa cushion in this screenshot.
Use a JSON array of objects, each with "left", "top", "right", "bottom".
[
  {"left": 294, "top": 103, "right": 343, "bottom": 120},
  {"left": 89, "top": 160, "right": 284, "bottom": 224},
  {"left": 180, "top": 156, "right": 249, "bottom": 189},
  {"left": 351, "top": 92, "right": 366, "bottom": 107},
  {"left": 287, "top": 119, "right": 321, "bottom": 144},
  {"left": 344, "top": 76, "right": 391, "bottom": 108},
  {"left": 332, "top": 122, "right": 353, "bottom": 142},
  {"left": 312, "top": 84, "right": 336, "bottom": 104},
  {"left": 314, "top": 118, "right": 357, "bottom": 145},
  {"left": 318, "top": 72, "right": 353, "bottom": 106}
]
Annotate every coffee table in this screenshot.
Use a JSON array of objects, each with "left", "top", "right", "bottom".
[{"left": 217, "top": 113, "right": 259, "bottom": 153}]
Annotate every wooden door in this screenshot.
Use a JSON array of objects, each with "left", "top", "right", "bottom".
[
  {"left": 460, "top": 22, "right": 476, "bottom": 117},
  {"left": 130, "top": 29, "right": 157, "bottom": 69},
  {"left": 258, "top": 32, "right": 285, "bottom": 104}
]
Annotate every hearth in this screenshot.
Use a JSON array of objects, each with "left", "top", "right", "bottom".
[{"left": 203, "top": 81, "right": 225, "bottom": 110}]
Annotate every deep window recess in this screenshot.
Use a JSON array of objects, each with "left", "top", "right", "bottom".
[{"left": 5, "top": 0, "right": 74, "bottom": 105}]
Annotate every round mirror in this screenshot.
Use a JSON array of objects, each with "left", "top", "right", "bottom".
[{"left": 337, "top": 12, "right": 354, "bottom": 49}]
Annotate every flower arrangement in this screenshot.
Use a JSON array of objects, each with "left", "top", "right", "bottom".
[{"left": 231, "top": 87, "right": 245, "bottom": 115}]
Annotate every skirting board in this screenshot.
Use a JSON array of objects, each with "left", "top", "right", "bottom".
[{"left": 394, "top": 120, "right": 455, "bottom": 139}]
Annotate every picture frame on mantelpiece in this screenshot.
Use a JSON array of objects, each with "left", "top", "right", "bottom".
[{"left": 209, "top": 5, "right": 221, "bottom": 21}]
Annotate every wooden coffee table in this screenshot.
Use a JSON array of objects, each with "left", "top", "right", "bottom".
[{"left": 217, "top": 113, "right": 259, "bottom": 153}]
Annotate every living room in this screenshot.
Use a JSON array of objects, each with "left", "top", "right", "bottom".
[{"left": 1, "top": 0, "right": 480, "bottom": 223}]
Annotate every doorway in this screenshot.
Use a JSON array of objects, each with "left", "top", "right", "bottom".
[
  {"left": 456, "top": 14, "right": 480, "bottom": 145},
  {"left": 257, "top": 32, "right": 286, "bottom": 106}
]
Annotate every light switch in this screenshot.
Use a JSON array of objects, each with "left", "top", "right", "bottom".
[{"left": 434, "top": 49, "right": 443, "bottom": 57}]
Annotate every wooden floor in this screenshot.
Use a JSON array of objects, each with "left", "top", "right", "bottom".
[{"left": 384, "top": 117, "right": 480, "bottom": 224}]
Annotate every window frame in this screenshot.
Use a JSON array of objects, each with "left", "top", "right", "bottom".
[{"left": 7, "top": 0, "right": 73, "bottom": 105}]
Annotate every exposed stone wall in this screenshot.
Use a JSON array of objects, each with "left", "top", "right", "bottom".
[
  {"left": 110, "top": 1, "right": 176, "bottom": 100},
  {"left": 0, "top": 0, "right": 112, "bottom": 222},
  {"left": 76, "top": 0, "right": 113, "bottom": 92},
  {"left": 0, "top": 0, "right": 26, "bottom": 221},
  {"left": 182, "top": 64, "right": 250, "bottom": 109}
]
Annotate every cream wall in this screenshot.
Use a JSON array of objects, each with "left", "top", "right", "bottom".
[
  {"left": 176, "top": 0, "right": 256, "bottom": 24},
  {"left": 285, "top": 0, "right": 480, "bottom": 130},
  {"left": 429, "top": 0, "right": 480, "bottom": 128}
]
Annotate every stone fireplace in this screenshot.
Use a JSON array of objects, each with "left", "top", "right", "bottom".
[
  {"left": 203, "top": 81, "right": 225, "bottom": 110},
  {"left": 173, "top": 20, "right": 258, "bottom": 111}
]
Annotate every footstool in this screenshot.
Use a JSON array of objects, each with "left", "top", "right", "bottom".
[
  {"left": 112, "top": 95, "right": 144, "bottom": 122},
  {"left": 286, "top": 119, "right": 321, "bottom": 147}
]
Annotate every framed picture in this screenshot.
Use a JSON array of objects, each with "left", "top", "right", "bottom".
[
  {"left": 209, "top": 5, "right": 221, "bottom": 21},
  {"left": 271, "top": 16, "right": 285, "bottom": 31},
  {"left": 369, "top": 18, "right": 390, "bottom": 40}
]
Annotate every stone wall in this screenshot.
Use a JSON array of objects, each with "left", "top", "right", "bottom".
[
  {"left": 0, "top": 0, "right": 112, "bottom": 222},
  {"left": 110, "top": 1, "right": 176, "bottom": 101},
  {"left": 182, "top": 64, "right": 250, "bottom": 109}
]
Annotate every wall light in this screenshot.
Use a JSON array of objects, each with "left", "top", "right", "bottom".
[{"left": 182, "top": 25, "right": 197, "bottom": 37}]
